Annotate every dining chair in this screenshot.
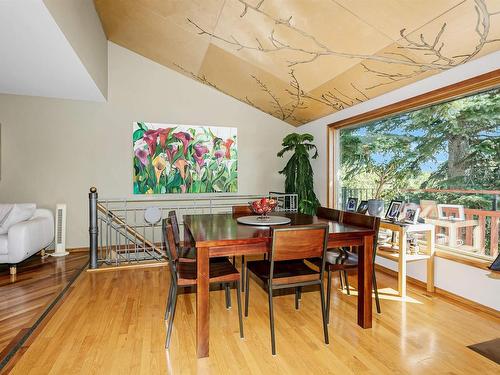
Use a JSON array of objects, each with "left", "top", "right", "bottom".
[
  {"left": 311, "top": 211, "right": 381, "bottom": 322},
  {"left": 315, "top": 207, "right": 348, "bottom": 289},
  {"left": 232, "top": 205, "right": 255, "bottom": 291},
  {"left": 245, "top": 225, "right": 329, "bottom": 355},
  {"left": 162, "top": 218, "right": 244, "bottom": 349},
  {"left": 167, "top": 210, "right": 233, "bottom": 309},
  {"left": 168, "top": 210, "right": 195, "bottom": 261}
]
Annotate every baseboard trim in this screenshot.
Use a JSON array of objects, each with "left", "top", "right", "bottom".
[
  {"left": 86, "top": 261, "right": 168, "bottom": 273},
  {"left": 375, "top": 264, "right": 500, "bottom": 319}
]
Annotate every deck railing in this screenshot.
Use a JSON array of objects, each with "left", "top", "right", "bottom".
[
  {"left": 88, "top": 188, "right": 298, "bottom": 269},
  {"left": 338, "top": 186, "right": 499, "bottom": 261}
]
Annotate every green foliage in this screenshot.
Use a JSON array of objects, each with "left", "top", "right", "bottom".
[
  {"left": 341, "top": 88, "right": 500, "bottom": 198},
  {"left": 277, "top": 133, "right": 320, "bottom": 215},
  {"left": 341, "top": 129, "right": 423, "bottom": 199}
]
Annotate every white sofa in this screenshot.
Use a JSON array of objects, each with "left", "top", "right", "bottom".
[{"left": 0, "top": 208, "right": 54, "bottom": 274}]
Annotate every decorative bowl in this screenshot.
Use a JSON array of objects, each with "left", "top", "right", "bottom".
[{"left": 250, "top": 198, "right": 277, "bottom": 219}]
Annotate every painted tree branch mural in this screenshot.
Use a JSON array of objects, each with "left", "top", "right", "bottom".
[{"left": 95, "top": 0, "right": 500, "bottom": 125}]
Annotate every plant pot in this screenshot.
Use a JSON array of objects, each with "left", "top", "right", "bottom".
[{"left": 367, "top": 199, "right": 385, "bottom": 217}]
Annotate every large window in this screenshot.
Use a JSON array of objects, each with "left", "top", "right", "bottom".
[{"left": 335, "top": 87, "right": 499, "bottom": 261}]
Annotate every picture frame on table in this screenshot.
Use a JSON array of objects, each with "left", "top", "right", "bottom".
[
  {"left": 401, "top": 203, "right": 421, "bottom": 224},
  {"left": 385, "top": 200, "right": 403, "bottom": 220},
  {"left": 356, "top": 200, "right": 368, "bottom": 214},
  {"left": 345, "top": 197, "right": 358, "bottom": 212}
]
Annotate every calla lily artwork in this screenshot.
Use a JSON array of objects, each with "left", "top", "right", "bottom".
[{"left": 133, "top": 122, "right": 238, "bottom": 194}]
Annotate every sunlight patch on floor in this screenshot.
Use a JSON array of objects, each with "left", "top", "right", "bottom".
[{"left": 338, "top": 287, "right": 423, "bottom": 304}]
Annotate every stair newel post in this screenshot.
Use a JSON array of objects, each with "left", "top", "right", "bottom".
[{"left": 89, "top": 187, "right": 99, "bottom": 269}]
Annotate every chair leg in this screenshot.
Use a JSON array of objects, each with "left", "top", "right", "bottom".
[
  {"left": 373, "top": 268, "right": 381, "bottom": 314},
  {"left": 241, "top": 256, "right": 246, "bottom": 292},
  {"left": 236, "top": 281, "right": 244, "bottom": 338},
  {"left": 295, "top": 287, "right": 300, "bottom": 310},
  {"left": 343, "top": 271, "right": 350, "bottom": 295},
  {"left": 244, "top": 266, "right": 250, "bottom": 317},
  {"left": 338, "top": 270, "right": 344, "bottom": 290},
  {"left": 232, "top": 256, "right": 236, "bottom": 264},
  {"left": 268, "top": 285, "right": 276, "bottom": 355},
  {"left": 326, "top": 268, "right": 332, "bottom": 324},
  {"left": 320, "top": 281, "right": 329, "bottom": 345},
  {"left": 297, "top": 286, "right": 302, "bottom": 301},
  {"left": 165, "top": 283, "right": 173, "bottom": 320},
  {"left": 225, "top": 283, "right": 232, "bottom": 309},
  {"left": 165, "top": 286, "right": 178, "bottom": 349}
]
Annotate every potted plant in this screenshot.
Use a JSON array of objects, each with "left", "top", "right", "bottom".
[{"left": 277, "top": 133, "right": 320, "bottom": 215}]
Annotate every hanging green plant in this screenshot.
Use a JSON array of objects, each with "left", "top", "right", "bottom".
[{"left": 277, "top": 133, "right": 320, "bottom": 215}]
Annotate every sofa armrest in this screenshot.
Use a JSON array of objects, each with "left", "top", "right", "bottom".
[{"left": 7, "top": 211, "right": 54, "bottom": 264}]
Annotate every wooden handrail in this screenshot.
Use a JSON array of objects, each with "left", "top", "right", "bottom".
[{"left": 405, "top": 188, "right": 500, "bottom": 195}]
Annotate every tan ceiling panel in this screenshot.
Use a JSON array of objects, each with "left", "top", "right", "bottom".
[
  {"left": 93, "top": 0, "right": 500, "bottom": 126},
  {"left": 334, "top": 0, "right": 463, "bottom": 41},
  {"left": 197, "top": 44, "right": 298, "bottom": 122},
  {"left": 208, "top": 0, "right": 392, "bottom": 91},
  {"left": 94, "top": 0, "right": 216, "bottom": 72},
  {"left": 397, "top": 0, "right": 500, "bottom": 67}
]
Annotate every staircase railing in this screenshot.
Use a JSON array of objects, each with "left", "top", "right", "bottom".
[{"left": 88, "top": 188, "right": 298, "bottom": 269}]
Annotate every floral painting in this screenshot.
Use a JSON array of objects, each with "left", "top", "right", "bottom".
[{"left": 133, "top": 122, "right": 237, "bottom": 194}]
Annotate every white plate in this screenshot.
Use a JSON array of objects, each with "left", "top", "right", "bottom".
[{"left": 236, "top": 215, "right": 291, "bottom": 226}]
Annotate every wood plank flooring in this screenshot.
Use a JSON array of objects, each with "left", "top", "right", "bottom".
[
  {"left": 0, "top": 252, "right": 88, "bottom": 370},
  {"left": 4, "top": 260, "right": 500, "bottom": 374}
]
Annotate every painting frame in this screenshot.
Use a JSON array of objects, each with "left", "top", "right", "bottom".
[
  {"left": 356, "top": 200, "right": 369, "bottom": 214},
  {"left": 385, "top": 200, "right": 403, "bottom": 221},
  {"left": 345, "top": 197, "right": 358, "bottom": 212},
  {"left": 401, "top": 203, "right": 421, "bottom": 224},
  {"left": 133, "top": 122, "right": 238, "bottom": 194}
]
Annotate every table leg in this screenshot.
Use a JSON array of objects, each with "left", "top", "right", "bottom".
[
  {"left": 196, "top": 247, "right": 210, "bottom": 358},
  {"left": 358, "top": 234, "right": 373, "bottom": 328},
  {"left": 398, "top": 230, "right": 407, "bottom": 298},
  {"left": 426, "top": 228, "right": 435, "bottom": 293}
]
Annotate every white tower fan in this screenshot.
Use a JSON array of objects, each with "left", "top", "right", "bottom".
[{"left": 52, "top": 204, "right": 69, "bottom": 257}]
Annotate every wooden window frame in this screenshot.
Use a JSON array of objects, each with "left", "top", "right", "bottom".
[{"left": 326, "top": 69, "right": 500, "bottom": 209}]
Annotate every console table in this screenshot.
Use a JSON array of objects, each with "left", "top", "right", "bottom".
[{"left": 378, "top": 221, "right": 435, "bottom": 297}]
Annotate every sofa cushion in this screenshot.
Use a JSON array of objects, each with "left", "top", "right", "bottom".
[
  {"left": 0, "top": 204, "right": 36, "bottom": 235},
  {"left": 0, "top": 234, "right": 7, "bottom": 255}
]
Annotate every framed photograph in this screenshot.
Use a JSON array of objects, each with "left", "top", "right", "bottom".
[
  {"left": 401, "top": 203, "right": 421, "bottom": 224},
  {"left": 356, "top": 200, "right": 368, "bottom": 214},
  {"left": 345, "top": 197, "right": 358, "bottom": 212},
  {"left": 385, "top": 200, "right": 403, "bottom": 220}
]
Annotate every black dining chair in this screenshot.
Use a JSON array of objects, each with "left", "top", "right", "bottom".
[
  {"left": 168, "top": 210, "right": 233, "bottom": 309},
  {"left": 244, "top": 225, "right": 329, "bottom": 355},
  {"left": 309, "top": 211, "right": 382, "bottom": 323},
  {"left": 232, "top": 205, "right": 255, "bottom": 291},
  {"left": 316, "top": 207, "right": 349, "bottom": 289},
  {"left": 162, "top": 218, "right": 244, "bottom": 349}
]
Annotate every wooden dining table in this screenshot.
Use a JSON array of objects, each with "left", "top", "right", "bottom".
[{"left": 183, "top": 212, "right": 376, "bottom": 358}]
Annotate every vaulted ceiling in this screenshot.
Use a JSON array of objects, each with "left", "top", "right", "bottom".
[{"left": 94, "top": 0, "right": 500, "bottom": 126}]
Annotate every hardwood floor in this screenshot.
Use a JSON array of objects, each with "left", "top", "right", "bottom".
[
  {"left": 5, "top": 259, "right": 500, "bottom": 374},
  {"left": 0, "top": 252, "right": 88, "bottom": 371}
]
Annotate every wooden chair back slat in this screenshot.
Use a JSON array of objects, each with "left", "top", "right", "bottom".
[
  {"left": 316, "top": 207, "right": 342, "bottom": 222},
  {"left": 341, "top": 211, "right": 380, "bottom": 231},
  {"left": 232, "top": 205, "right": 253, "bottom": 214},
  {"left": 271, "top": 225, "right": 328, "bottom": 261},
  {"left": 168, "top": 210, "right": 181, "bottom": 247},
  {"left": 162, "top": 218, "right": 179, "bottom": 263}
]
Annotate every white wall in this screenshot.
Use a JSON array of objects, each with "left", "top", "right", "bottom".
[
  {"left": 43, "top": 0, "right": 108, "bottom": 98},
  {"left": 0, "top": 42, "right": 292, "bottom": 247},
  {"left": 0, "top": 0, "right": 104, "bottom": 101},
  {"left": 298, "top": 51, "right": 500, "bottom": 311}
]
